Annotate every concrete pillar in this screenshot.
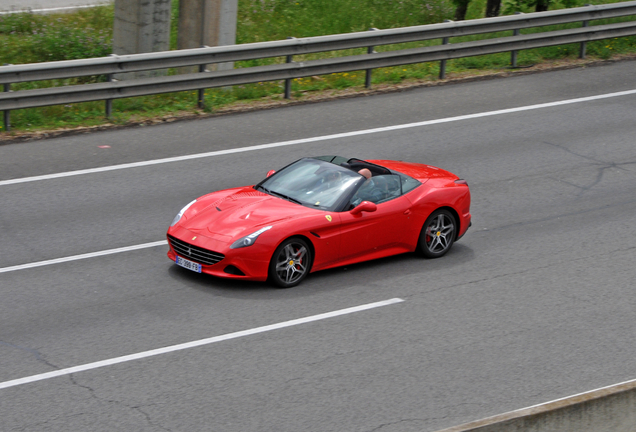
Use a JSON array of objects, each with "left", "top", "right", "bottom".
[
  {"left": 113, "top": 0, "right": 172, "bottom": 78},
  {"left": 178, "top": 0, "right": 238, "bottom": 72}
]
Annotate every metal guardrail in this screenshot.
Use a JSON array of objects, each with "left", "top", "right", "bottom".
[{"left": 1, "top": 1, "right": 636, "bottom": 130}]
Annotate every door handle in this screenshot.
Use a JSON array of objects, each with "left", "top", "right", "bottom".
[{"left": 404, "top": 209, "right": 411, "bottom": 215}]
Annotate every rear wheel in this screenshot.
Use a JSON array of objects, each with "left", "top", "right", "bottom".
[
  {"left": 269, "top": 237, "right": 312, "bottom": 288},
  {"left": 418, "top": 209, "right": 456, "bottom": 258}
]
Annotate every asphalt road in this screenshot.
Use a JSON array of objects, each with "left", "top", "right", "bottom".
[{"left": 1, "top": 61, "right": 636, "bottom": 432}]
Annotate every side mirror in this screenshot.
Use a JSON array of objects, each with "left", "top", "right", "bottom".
[
  {"left": 350, "top": 201, "right": 377, "bottom": 215},
  {"left": 266, "top": 170, "right": 276, "bottom": 178}
]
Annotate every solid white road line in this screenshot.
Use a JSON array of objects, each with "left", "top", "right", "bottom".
[
  {"left": 0, "top": 240, "right": 167, "bottom": 274},
  {"left": 1, "top": 88, "right": 636, "bottom": 187},
  {"left": 521, "top": 377, "right": 636, "bottom": 411},
  {"left": 0, "top": 298, "right": 405, "bottom": 390}
]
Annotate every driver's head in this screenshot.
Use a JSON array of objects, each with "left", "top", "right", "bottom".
[
  {"left": 326, "top": 171, "right": 340, "bottom": 182},
  {"left": 358, "top": 168, "right": 372, "bottom": 179}
]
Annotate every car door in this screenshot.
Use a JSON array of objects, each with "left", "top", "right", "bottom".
[{"left": 336, "top": 175, "right": 418, "bottom": 262}]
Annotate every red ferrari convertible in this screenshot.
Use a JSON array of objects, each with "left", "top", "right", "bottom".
[{"left": 167, "top": 156, "right": 471, "bottom": 288}]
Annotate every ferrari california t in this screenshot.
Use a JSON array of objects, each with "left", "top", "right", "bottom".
[{"left": 167, "top": 156, "right": 471, "bottom": 288}]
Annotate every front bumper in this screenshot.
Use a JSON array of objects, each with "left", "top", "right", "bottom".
[{"left": 167, "top": 227, "right": 271, "bottom": 281}]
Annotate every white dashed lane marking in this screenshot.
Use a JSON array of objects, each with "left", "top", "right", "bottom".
[{"left": 0, "top": 298, "right": 405, "bottom": 390}]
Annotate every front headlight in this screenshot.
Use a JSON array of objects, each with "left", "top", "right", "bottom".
[
  {"left": 170, "top": 199, "right": 197, "bottom": 226},
  {"left": 230, "top": 226, "right": 272, "bottom": 249}
]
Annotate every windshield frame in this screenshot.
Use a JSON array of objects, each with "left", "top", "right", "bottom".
[
  {"left": 255, "top": 158, "right": 366, "bottom": 212},
  {"left": 255, "top": 157, "right": 424, "bottom": 212}
]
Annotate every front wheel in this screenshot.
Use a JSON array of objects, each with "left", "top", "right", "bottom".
[
  {"left": 269, "top": 237, "right": 312, "bottom": 288},
  {"left": 418, "top": 209, "right": 456, "bottom": 258}
]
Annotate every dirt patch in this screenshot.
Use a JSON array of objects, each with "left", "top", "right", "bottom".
[{"left": 1, "top": 54, "right": 635, "bottom": 145}]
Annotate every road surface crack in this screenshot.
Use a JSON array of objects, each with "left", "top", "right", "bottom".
[
  {"left": 412, "top": 243, "right": 636, "bottom": 300},
  {"left": 0, "top": 340, "right": 59, "bottom": 370},
  {"left": 542, "top": 140, "right": 636, "bottom": 194},
  {"left": 67, "top": 374, "right": 173, "bottom": 432},
  {"left": 366, "top": 418, "right": 427, "bottom": 432}
]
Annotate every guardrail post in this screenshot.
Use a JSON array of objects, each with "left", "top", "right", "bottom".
[
  {"left": 579, "top": 5, "right": 590, "bottom": 59},
  {"left": 105, "top": 54, "right": 116, "bottom": 119},
  {"left": 2, "top": 83, "right": 9, "bottom": 132},
  {"left": 2, "top": 64, "right": 10, "bottom": 132},
  {"left": 511, "top": 12, "right": 524, "bottom": 68},
  {"left": 284, "top": 37, "right": 296, "bottom": 99},
  {"left": 365, "top": 28, "right": 378, "bottom": 89},
  {"left": 198, "top": 46, "right": 209, "bottom": 109},
  {"left": 105, "top": 73, "right": 113, "bottom": 118},
  {"left": 439, "top": 20, "right": 453, "bottom": 79}
]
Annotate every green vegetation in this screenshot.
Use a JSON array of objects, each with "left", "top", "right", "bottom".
[
  {"left": 0, "top": 0, "right": 635, "bottom": 133},
  {"left": 237, "top": 0, "right": 453, "bottom": 41},
  {"left": 0, "top": 7, "right": 113, "bottom": 64}
]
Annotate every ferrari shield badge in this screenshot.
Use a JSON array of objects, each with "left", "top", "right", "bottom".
[
  {"left": 325, "top": 215, "right": 332, "bottom": 222},
  {"left": 192, "top": 236, "right": 197, "bottom": 240}
]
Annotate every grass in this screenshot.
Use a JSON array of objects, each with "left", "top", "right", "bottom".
[
  {"left": 0, "top": 7, "right": 113, "bottom": 65},
  {"left": 0, "top": 0, "right": 635, "bottom": 134}
]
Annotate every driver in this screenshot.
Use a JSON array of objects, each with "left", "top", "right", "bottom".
[
  {"left": 311, "top": 170, "right": 342, "bottom": 193},
  {"left": 350, "top": 168, "right": 377, "bottom": 207},
  {"left": 358, "top": 168, "right": 372, "bottom": 179}
]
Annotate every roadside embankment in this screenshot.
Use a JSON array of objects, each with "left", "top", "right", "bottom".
[{"left": 435, "top": 378, "right": 636, "bottom": 432}]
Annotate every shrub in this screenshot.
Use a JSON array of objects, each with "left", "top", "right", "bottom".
[
  {"left": 29, "top": 25, "right": 111, "bottom": 62},
  {"left": 0, "top": 9, "right": 112, "bottom": 65}
]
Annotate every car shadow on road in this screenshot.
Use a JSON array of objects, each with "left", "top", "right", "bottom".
[
  {"left": 306, "top": 243, "right": 475, "bottom": 287},
  {"left": 167, "top": 264, "right": 272, "bottom": 295},
  {"left": 166, "top": 242, "right": 475, "bottom": 299}
]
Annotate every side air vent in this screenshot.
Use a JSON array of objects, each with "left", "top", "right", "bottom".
[{"left": 224, "top": 265, "right": 245, "bottom": 276}]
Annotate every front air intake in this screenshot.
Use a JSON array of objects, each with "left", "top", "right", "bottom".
[{"left": 168, "top": 235, "right": 225, "bottom": 266}]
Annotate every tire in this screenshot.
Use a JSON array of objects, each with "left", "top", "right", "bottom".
[
  {"left": 418, "top": 209, "right": 456, "bottom": 258},
  {"left": 269, "top": 237, "right": 312, "bottom": 288}
]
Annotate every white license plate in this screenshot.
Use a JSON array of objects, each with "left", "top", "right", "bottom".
[{"left": 176, "top": 256, "right": 202, "bottom": 273}]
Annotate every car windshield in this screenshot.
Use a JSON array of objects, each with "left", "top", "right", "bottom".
[{"left": 256, "top": 158, "right": 364, "bottom": 211}]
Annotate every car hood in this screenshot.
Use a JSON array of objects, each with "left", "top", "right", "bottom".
[{"left": 178, "top": 187, "right": 317, "bottom": 240}]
